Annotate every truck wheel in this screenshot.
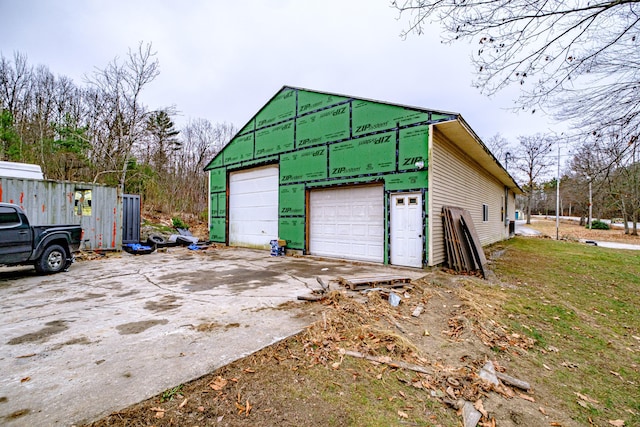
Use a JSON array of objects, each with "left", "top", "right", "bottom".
[{"left": 35, "top": 244, "right": 67, "bottom": 274}]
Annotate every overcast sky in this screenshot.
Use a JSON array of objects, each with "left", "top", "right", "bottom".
[{"left": 0, "top": 0, "right": 563, "bottom": 147}]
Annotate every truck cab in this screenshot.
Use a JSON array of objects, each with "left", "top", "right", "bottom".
[{"left": 0, "top": 203, "right": 82, "bottom": 274}]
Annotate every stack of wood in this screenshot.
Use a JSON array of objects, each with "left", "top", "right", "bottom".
[
  {"left": 442, "top": 206, "right": 487, "bottom": 278},
  {"left": 339, "top": 275, "right": 411, "bottom": 291}
]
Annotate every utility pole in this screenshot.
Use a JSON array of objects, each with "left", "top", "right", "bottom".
[
  {"left": 556, "top": 142, "right": 560, "bottom": 240},
  {"left": 589, "top": 177, "right": 593, "bottom": 230}
]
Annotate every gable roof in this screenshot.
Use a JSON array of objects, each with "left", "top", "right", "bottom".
[{"left": 205, "top": 85, "right": 522, "bottom": 192}]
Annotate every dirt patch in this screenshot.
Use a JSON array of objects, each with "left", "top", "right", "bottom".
[
  {"left": 59, "top": 293, "right": 106, "bottom": 303},
  {"left": 145, "top": 295, "right": 182, "bottom": 312},
  {"left": 4, "top": 408, "right": 30, "bottom": 421},
  {"left": 49, "top": 336, "right": 92, "bottom": 350},
  {"left": 116, "top": 319, "right": 169, "bottom": 335},
  {"left": 116, "top": 290, "right": 140, "bottom": 297},
  {"left": 192, "top": 322, "right": 222, "bottom": 332},
  {"left": 156, "top": 269, "right": 283, "bottom": 292},
  {"left": 7, "top": 320, "right": 69, "bottom": 345}
]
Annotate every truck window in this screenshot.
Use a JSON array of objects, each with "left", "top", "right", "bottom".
[{"left": 0, "top": 206, "right": 21, "bottom": 227}]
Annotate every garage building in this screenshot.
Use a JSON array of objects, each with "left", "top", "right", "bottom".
[{"left": 205, "top": 86, "right": 521, "bottom": 268}]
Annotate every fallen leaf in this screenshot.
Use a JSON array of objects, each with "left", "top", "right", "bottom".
[
  {"left": 235, "top": 401, "right": 245, "bottom": 414},
  {"left": 539, "top": 407, "right": 547, "bottom": 415},
  {"left": 549, "top": 423, "right": 562, "bottom": 426},
  {"left": 574, "top": 392, "right": 599, "bottom": 404},
  {"left": 150, "top": 407, "right": 165, "bottom": 412},
  {"left": 518, "top": 393, "right": 535, "bottom": 402},
  {"left": 209, "top": 376, "right": 228, "bottom": 391},
  {"left": 577, "top": 400, "right": 589, "bottom": 409},
  {"left": 20, "top": 377, "right": 31, "bottom": 383},
  {"left": 243, "top": 368, "right": 255, "bottom": 373},
  {"left": 610, "top": 371, "right": 623, "bottom": 379},
  {"left": 608, "top": 420, "right": 625, "bottom": 427},
  {"left": 543, "top": 364, "right": 552, "bottom": 371},
  {"left": 245, "top": 399, "right": 251, "bottom": 416},
  {"left": 155, "top": 411, "right": 165, "bottom": 419},
  {"left": 398, "top": 390, "right": 406, "bottom": 398},
  {"left": 179, "top": 398, "right": 188, "bottom": 408},
  {"left": 474, "top": 399, "right": 488, "bottom": 418},
  {"left": 398, "top": 410, "right": 408, "bottom": 419},
  {"left": 446, "top": 386, "right": 457, "bottom": 399},
  {"left": 197, "top": 406, "right": 205, "bottom": 412}
]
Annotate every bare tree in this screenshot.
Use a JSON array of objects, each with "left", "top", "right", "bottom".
[
  {"left": 0, "top": 52, "right": 32, "bottom": 160},
  {"left": 393, "top": 1, "right": 640, "bottom": 145},
  {"left": 171, "top": 119, "right": 235, "bottom": 215},
  {"left": 514, "top": 134, "right": 554, "bottom": 223},
  {"left": 0, "top": 52, "right": 31, "bottom": 120},
  {"left": 484, "top": 133, "right": 514, "bottom": 170},
  {"left": 85, "top": 42, "right": 159, "bottom": 188}
]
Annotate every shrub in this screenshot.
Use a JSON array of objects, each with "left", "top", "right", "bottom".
[
  {"left": 589, "top": 220, "right": 610, "bottom": 230},
  {"left": 172, "top": 217, "right": 189, "bottom": 230}
]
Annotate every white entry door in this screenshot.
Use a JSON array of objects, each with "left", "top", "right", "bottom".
[{"left": 390, "top": 193, "right": 423, "bottom": 268}]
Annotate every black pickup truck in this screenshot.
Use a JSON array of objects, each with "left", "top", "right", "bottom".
[{"left": 0, "top": 203, "right": 82, "bottom": 274}]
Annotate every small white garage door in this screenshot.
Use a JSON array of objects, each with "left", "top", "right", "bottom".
[
  {"left": 229, "top": 165, "right": 279, "bottom": 249},
  {"left": 309, "top": 185, "right": 384, "bottom": 262}
]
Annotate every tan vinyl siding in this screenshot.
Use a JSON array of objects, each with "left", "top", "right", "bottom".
[
  {"left": 429, "top": 128, "right": 510, "bottom": 266},
  {"left": 508, "top": 191, "right": 516, "bottom": 222}
]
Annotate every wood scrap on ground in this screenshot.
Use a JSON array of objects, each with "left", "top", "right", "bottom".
[
  {"left": 297, "top": 276, "right": 331, "bottom": 302},
  {"left": 339, "top": 275, "right": 412, "bottom": 291}
]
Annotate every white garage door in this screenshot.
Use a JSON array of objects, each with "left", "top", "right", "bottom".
[
  {"left": 309, "top": 185, "right": 384, "bottom": 262},
  {"left": 229, "top": 165, "right": 279, "bottom": 249}
]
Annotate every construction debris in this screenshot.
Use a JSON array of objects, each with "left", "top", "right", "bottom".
[
  {"left": 478, "top": 361, "right": 500, "bottom": 386},
  {"left": 411, "top": 304, "right": 425, "bottom": 317},
  {"left": 339, "top": 275, "right": 412, "bottom": 290},
  {"left": 442, "top": 206, "right": 488, "bottom": 278},
  {"left": 496, "top": 371, "right": 531, "bottom": 391},
  {"left": 297, "top": 276, "right": 331, "bottom": 302}
]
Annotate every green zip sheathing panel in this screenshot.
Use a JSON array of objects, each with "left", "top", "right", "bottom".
[
  {"left": 399, "top": 127, "right": 428, "bottom": 171},
  {"left": 298, "top": 91, "right": 348, "bottom": 114},
  {"left": 207, "top": 87, "right": 457, "bottom": 263},
  {"left": 297, "top": 104, "right": 349, "bottom": 148},
  {"left": 329, "top": 131, "right": 396, "bottom": 178},
  {"left": 255, "top": 121, "right": 294, "bottom": 156},
  {"left": 255, "top": 88, "right": 296, "bottom": 128},
  {"left": 281, "top": 147, "right": 327, "bottom": 183},
  {"left": 352, "top": 100, "right": 429, "bottom": 135}
]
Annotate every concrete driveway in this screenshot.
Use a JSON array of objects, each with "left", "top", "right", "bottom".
[{"left": 0, "top": 247, "right": 425, "bottom": 426}]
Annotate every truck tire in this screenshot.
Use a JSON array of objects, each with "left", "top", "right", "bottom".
[{"left": 35, "top": 244, "right": 67, "bottom": 274}]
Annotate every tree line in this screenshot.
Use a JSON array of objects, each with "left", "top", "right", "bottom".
[
  {"left": 0, "top": 43, "right": 235, "bottom": 219},
  {"left": 394, "top": 0, "right": 640, "bottom": 235},
  {"left": 486, "top": 133, "right": 639, "bottom": 235}
]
